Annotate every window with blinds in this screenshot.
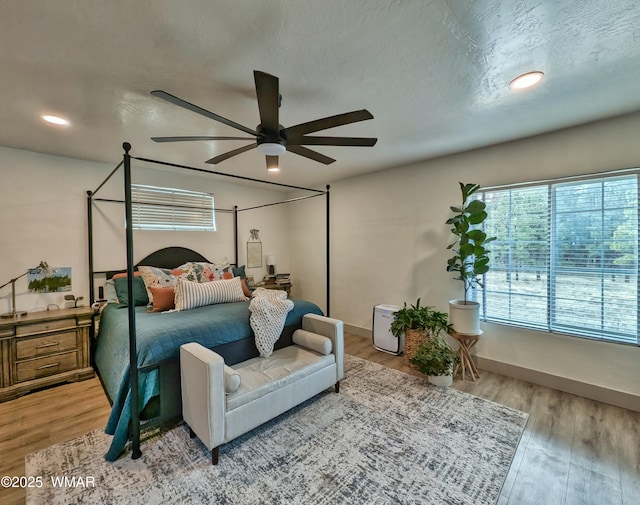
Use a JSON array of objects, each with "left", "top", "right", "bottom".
[
  {"left": 475, "top": 173, "right": 639, "bottom": 345},
  {"left": 130, "top": 184, "right": 216, "bottom": 232}
]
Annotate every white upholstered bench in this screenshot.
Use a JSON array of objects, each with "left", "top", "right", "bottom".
[{"left": 180, "top": 313, "right": 344, "bottom": 464}]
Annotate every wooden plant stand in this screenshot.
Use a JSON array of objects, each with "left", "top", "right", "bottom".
[{"left": 450, "top": 331, "right": 481, "bottom": 381}]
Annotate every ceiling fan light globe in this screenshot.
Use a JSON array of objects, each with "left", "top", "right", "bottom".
[{"left": 257, "top": 143, "right": 286, "bottom": 156}]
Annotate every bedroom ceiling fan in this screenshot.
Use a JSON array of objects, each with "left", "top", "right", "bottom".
[{"left": 150, "top": 70, "right": 377, "bottom": 170}]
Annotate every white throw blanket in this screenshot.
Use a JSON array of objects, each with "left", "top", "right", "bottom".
[{"left": 249, "top": 288, "right": 294, "bottom": 357}]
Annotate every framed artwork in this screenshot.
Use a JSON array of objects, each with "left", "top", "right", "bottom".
[
  {"left": 28, "top": 266, "right": 72, "bottom": 293},
  {"left": 247, "top": 242, "right": 262, "bottom": 268}
]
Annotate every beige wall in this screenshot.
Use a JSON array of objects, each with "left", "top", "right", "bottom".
[
  {"left": 2, "top": 111, "right": 640, "bottom": 400},
  {"left": 0, "top": 146, "right": 292, "bottom": 314},
  {"left": 290, "top": 111, "right": 640, "bottom": 399}
]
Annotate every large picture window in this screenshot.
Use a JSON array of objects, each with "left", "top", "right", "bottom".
[
  {"left": 131, "top": 184, "right": 216, "bottom": 231},
  {"left": 476, "top": 172, "right": 638, "bottom": 345}
]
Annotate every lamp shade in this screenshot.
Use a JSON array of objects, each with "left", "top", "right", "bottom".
[{"left": 266, "top": 255, "right": 276, "bottom": 266}]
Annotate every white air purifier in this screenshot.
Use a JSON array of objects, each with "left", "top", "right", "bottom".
[{"left": 372, "top": 304, "right": 403, "bottom": 355}]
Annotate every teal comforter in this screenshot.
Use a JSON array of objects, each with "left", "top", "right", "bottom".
[{"left": 95, "top": 299, "right": 322, "bottom": 461}]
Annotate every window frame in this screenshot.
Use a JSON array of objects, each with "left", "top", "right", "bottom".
[
  {"left": 475, "top": 170, "right": 639, "bottom": 346},
  {"left": 130, "top": 184, "right": 216, "bottom": 232}
]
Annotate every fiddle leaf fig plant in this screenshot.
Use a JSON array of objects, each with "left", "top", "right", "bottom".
[{"left": 446, "top": 182, "right": 496, "bottom": 304}]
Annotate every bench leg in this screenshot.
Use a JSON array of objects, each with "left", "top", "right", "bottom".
[
  {"left": 212, "top": 446, "right": 219, "bottom": 465},
  {"left": 189, "top": 427, "right": 196, "bottom": 439},
  {"left": 335, "top": 381, "right": 340, "bottom": 393}
]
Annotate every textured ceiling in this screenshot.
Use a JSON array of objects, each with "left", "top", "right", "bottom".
[{"left": 1, "top": 0, "right": 640, "bottom": 189}]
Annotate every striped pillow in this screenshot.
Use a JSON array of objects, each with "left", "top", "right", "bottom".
[{"left": 175, "top": 276, "right": 248, "bottom": 311}]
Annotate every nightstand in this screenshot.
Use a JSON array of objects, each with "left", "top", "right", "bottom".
[
  {"left": 253, "top": 280, "right": 292, "bottom": 296},
  {"left": 0, "top": 307, "right": 94, "bottom": 402}
]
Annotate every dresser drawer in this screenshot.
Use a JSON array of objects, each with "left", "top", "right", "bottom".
[
  {"left": 16, "top": 331, "right": 77, "bottom": 360},
  {"left": 16, "top": 351, "right": 78, "bottom": 383},
  {"left": 16, "top": 318, "right": 76, "bottom": 336}
]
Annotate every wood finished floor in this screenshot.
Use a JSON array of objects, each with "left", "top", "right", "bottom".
[{"left": 0, "top": 332, "right": 638, "bottom": 505}]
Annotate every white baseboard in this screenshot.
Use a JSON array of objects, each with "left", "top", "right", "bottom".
[
  {"left": 475, "top": 356, "right": 639, "bottom": 413},
  {"left": 344, "top": 323, "right": 371, "bottom": 339},
  {"left": 344, "top": 324, "right": 639, "bottom": 413}
]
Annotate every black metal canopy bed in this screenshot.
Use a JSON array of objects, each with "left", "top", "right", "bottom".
[{"left": 87, "top": 143, "right": 330, "bottom": 461}]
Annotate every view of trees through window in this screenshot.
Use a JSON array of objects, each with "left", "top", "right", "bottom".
[{"left": 475, "top": 174, "right": 638, "bottom": 344}]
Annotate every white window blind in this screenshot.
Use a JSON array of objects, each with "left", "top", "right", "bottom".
[
  {"left": 131, "top": 184, "right": 216, "bottom": 232},
  {"left": 476, "top": 172, "right": 639, "bottom": 345}
]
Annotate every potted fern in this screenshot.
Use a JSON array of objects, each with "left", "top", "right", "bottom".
[
  {"left": 390, "top": 299, "right": 452, "bottom": 365},
  {"left": 446, "top": 182, "right": 495, "bottom": 335},
  {"left": 409, "top": 335, "right": 460, "bottom": 387}
]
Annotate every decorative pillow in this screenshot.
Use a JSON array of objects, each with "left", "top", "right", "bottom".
[
  {"left": 223, "top": 365, "right": 241, "bottom": 394},
  {"left": 232, "top": 265, "right": 246, "bottom": 279},
  {"left": 174, "top": 276, "right": 248, "bottom": 311},
  {"left": 111, "top": 271, "right": 141, "bottom": 279},
  {"left": 147, "top": 286, "right": 175, "bottom": 312},
  {"left": 293, "top": 329, "right": 332, "bottom": 355},
  {"left": 190, "top": 259, "right": 231, "bottom": 282},
  {"left": 105, "top": 280, "right": 119, "bottom": 304},
  {"left": 113, "top": 276, "right": 149, "bottom": 308},
  {"left": 138, "top": 264, "right": 193, "bottom": 302}
]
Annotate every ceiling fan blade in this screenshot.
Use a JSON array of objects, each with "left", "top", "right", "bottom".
[
  {"left": 283, "top": 109, "right": 374, "bottom": 139},
  {"left": 253, "top": 71, "right": 279, "bottom": 135},
  {"left": 266, "top": 156, "right": 279, "bottom": 171},
  {"left": 293, "top": 136, "right": 378, "bottom": 147},
  {"left": 205, "top": 143, "right": 257, "bottom": 164},
  {"left": 151, "top": 90, "right": 259, "bottom": 137},
  {"left": 286, "top": 145, "right": 336, "bottom": 165},
  {"left": 151, "top": 136, "right": 255, "bottom": 143}
]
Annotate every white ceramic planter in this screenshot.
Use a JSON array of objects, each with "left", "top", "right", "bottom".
[
  {"left": 428, "top": 374, "right": 453, "bottom": 387},
  {"left": 449, "top": 299, "right": 481, "bottom": 335}
]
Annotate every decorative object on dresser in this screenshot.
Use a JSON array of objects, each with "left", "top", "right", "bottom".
[
  {"left": 275, "top": 272, "right": 290, "bottom": 285},
  {"left": 0, "top": 306, "right": 94, "bottom": 402},
  {"left": 0, "top": 261, "right": 54, "bottom": 319}
]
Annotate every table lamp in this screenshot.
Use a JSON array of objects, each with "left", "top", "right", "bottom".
[
  {"left": 0, "top": 261, "right": 52, "bottom": 319},
  {"left": 266, "top": 255, "right": 276, "bottom": 276}
]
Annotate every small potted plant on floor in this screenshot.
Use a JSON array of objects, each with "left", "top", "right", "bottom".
[
  {"left": 409, "top": 335, "right": 460, "bottom": 387},
  {"left": 390, "top": 298, "right": 452, "bottom": 365}
]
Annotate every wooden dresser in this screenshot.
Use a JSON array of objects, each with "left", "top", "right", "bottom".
[{"left": 0, "top": 307, "right": 94, "bottom": 402}]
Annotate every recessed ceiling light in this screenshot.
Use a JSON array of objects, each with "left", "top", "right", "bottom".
[
  {"left": 509, "top": 71, "right": 544, "bottom": 91},
  {"left": 42, "top": 114, "right": 70, "bottom": 126}
]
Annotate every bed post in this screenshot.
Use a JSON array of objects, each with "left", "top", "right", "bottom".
[
  {"left": 233, "top": 205, "right": 238, "bottom": 266},
  {"left": 326, "top": 185, "right": 330, "bottom": 317},
  {"left": 87, "top": 191, "right": 95, "bottom": 306},
  {"left": 123, "top": 142, "right": 142, "bottom": 460}
]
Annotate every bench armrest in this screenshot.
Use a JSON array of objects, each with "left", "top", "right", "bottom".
[
  {"left": 302, "top": 314, "right": 344, "bottom": 381},
  {"left": 180, "top": 343, "right": 226, "bottom": 451}
]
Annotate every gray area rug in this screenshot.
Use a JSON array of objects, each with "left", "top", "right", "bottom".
[{"left": 26, "top": 355, "right": 528, "bottom": 504}]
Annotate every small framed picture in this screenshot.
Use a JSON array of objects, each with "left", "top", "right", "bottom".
[{"left": 247, "top": 242, "right": 262, "bottom": 268}]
